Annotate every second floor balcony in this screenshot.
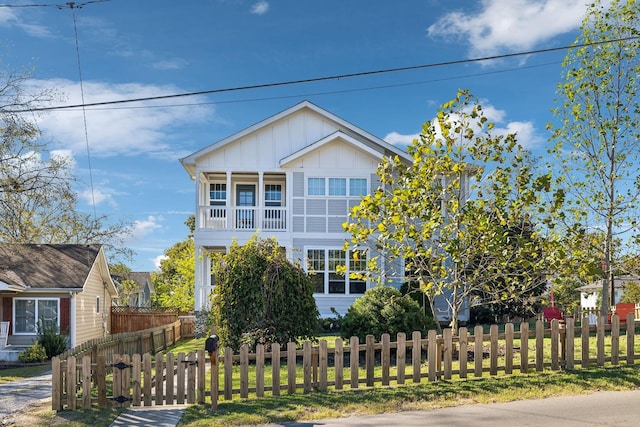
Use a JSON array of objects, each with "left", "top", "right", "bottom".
[{"left": 198, "top": 205, "right": 287, "bottom": 231}]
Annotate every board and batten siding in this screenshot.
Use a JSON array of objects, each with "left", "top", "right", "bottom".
[{"left": 199, "top": 110, "right": 341, "bottom": 171}]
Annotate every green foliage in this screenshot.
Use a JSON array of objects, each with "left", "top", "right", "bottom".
[
  {"left": 621, "top": 281, "right": 640, "bottom": 304},
  {"left": 548, "top": 0, "right": 640, "bottom": 314},
  {"left": 340, "top": 286, "right": 432, "bottom": 342},
  {"left": 345, "top": 90, "right": 560, "bottom": 331},
  {"left": 152, "top": 216, "right": 195, "bottom": 312},
  {"left": 211, "top": 235, "right": 320, "bottom": 351},
  {"left": 18, "top": 341, "right": 48, "bottom": 363},
  {"left": 37, "top": 323, "right": 68, "bottom": 359},
  {"left": 110, "top": 263, "right": 142, "bottom": 306}
]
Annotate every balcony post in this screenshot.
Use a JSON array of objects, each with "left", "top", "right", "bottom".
[
  {"left": 225, "top": 172, "right": 232, "bottom": 231},
  {"left": 258, "top": 172, "right": 264, "bottom": 229}
]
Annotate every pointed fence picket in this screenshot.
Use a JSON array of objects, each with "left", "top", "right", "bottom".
[{"left": 51, "top": 313, "right": 639, "bottom": 411}]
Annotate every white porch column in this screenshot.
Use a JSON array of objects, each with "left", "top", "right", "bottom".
[
  {"left": 258, "top": 172, "right": 264, "bottom": 229},
  {"left": 194, "top": 246, "right": 205, "bottom": 312},
  {"left": 226, "top": 171, "right": 232, "bottom": 230},
  {"left": 195, "top": 171, "right": 202, "bottom": 230},
  {"left": 69, "top": 292, "right": 76, "bottom": 348}
]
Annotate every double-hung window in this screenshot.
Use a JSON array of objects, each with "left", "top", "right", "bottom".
[{"left": 14, "top": 298, "right": 59, "bottom": 334}]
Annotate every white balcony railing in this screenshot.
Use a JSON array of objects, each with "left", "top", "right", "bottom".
[{"left": 198, "top": 206, "right": 287, "bottom": 231}]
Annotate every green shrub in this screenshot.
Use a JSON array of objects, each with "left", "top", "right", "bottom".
[
  {"left": 340, "top": 285, "right": 434, "bottom": 342},
  {"left": 18, "top": 341, "right": 48, "bottom": 363},
  {"left": 37, "top": 323, "right": 68, "bottom": 359}
]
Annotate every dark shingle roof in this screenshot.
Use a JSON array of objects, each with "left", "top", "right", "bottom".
[{"left": 0, "top": 244, "right": 101, "bottom": 290}]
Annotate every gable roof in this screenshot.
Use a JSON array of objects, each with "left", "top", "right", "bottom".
[
  {"left": 130, "top": 272, "right": 154, "bottom": 293},
  {"left": 0, "top": 244, "right": 111, "bottom": 292},
  {"left": 180, "top": 100, "right": 411, "bottom": 178}
]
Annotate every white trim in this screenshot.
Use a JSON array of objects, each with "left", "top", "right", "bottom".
[
  {"left": 280, "top": 131, "right": 384, "bottom": 167},
  {"left": 12, "top": 297, "right": 60, "bottom": 335}
]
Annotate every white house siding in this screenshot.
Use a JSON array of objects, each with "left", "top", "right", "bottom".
[
  {"left": 184, "top": 102, "right": 419, "bottom": 320},
  {"left": 75, "top": 266, "right": 110, "bottom": 345}
]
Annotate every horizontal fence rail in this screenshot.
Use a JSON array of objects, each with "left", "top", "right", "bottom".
[{"left": 52, "top": 314, "right": 639, "bottom": 411}]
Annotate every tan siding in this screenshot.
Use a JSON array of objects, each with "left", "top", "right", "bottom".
[{"left": 74, "top": 266, "right": 111, "bottom": 345}]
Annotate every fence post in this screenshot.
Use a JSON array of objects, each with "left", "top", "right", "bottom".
[
  {"left": 350, "top": 336, "right": 359, "bottom": 388},
  {"left": 535, "top": 320, "right": 544, "bottom": 372},
  {"left": 176, "top": 352, "right": 186, "bottom": 404},
  {"left": 611, "top": 315, "right": 620, "bottom": 366},
  {"left": 551, "top": 319, "right": 560, "bottom": 370},
  {"left": 97, "top": 355, "right": 107, "bottom": 408},
  {"left": 66, "top": 356, "right": 77, "bottom": 410},
  {"left": 520, "top": 322, "right": 529, "bottom": 373},
  {"left": 187, "top": 352, "right": 197, "bottom": 404},
  {"left": 154, "top": 353, "right": 163, "bottom": 406},
  {"left": 565, "top": 317, "right": 575, "bottom": 370},
  {"left": 474, "top": 325, "right": 483, "bottom": 377},
  {"left": 166, "top": 352, "right": 175, "bottom": 404},
  {"left": 303, "top": 341, "right": 312, "bottom": 393},
  {"left": 51, "top": 357, "right": 62, "bottom": 411},
  {"left": 287, "top": 342, "right": 297, "bottom": 394},
  {"left": 381, "top": 334, "right": 390, "bottom": 386},
  {"left": 597, "top": 316, "right": 605, "bottom": 366},
  {"left": 627, "top": 314, "right": 635, "bottom": 365},
  {"left": 256, "top": 344, "right": 265, "bottom": 398},
  {"left": 459, "top": 327, "right": 468, "bottom": 379},
  {"left": 365, "top": 335, "right": 375, "bottom": 387},
  {"left": 224, "top": 347, "right": 233, "bottom": 400},
  {"left": 582, "top": 320, "right": 590, "bottom": 368},
  {"left": 271, "top": 343, "right": 280, "bottom": 396},
  {"left": 443, "top": 329, "right": 452, "bottom": 380},
  {"left": 412, "top": 331, "right": 421, "bottom": 383},
  {"left": 319, "top": 340, "right": 328, "bottom": 392},
  {"left": 132, "top": 354, "right": 142, "bottom": 407},
  {"left": 428, "top": 329, "right": 437, "bottom": 382},
  {"left": 210, "top": 347, "right": 219, "bottom": 409},
  {"left": 490, "top": 324, "right": 498, "bottom": 376},
  {"left": 505, "top": 323, "right": 513, "bottom": 375},
  {"left": 334, "top": 338, "right": 344, "bottom": 390},
  {"left": 397, "top": 332, "right": 406, "bottom": 384}
]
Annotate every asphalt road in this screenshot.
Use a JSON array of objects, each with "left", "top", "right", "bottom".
[{"left": 257, "top": 389, "right": 640, "bottom": 427}]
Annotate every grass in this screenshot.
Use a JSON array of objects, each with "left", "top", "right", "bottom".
[
  {"left": 178, "top": 364, "right": 640, "bottom": 426},
  {"left": 0, "top": 362, "right": 51, "bottom": 384}
]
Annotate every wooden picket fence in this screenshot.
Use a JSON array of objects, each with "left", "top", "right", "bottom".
[{"left": 51, "top": 314, "right": 640, "bottom": 411}]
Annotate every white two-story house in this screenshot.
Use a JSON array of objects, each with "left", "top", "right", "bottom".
[{"left": 180, "top": 101, "right": 413, "bottom": 318}]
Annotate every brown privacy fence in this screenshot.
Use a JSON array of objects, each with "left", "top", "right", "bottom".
[
  {"left": 52, "top": 314, "right": 639, "bottom": 411},
  {"left": 57, "top": 317, "right": 196, "bottom": 362},
  {"left": 110, "top": 307, "right": 192, "bottom": 334}
]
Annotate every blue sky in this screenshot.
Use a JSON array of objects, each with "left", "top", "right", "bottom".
[{"left": 0, "top": 0, "right": 590, "bottom": 271}]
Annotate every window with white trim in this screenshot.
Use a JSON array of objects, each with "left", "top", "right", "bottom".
[
  {"left": 307, "top": 177, "right": 367, "bottom": 197},
  {"left": 209, "top": 183, "right": 227, "bottom": 217},
  {"left": 307, "top": 249, "right": 367, "bottom": 295},
  {"left": 13, "top": 298, "right": 59, "bottom": 334}
]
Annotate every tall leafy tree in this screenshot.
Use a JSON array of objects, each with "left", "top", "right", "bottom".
[
  {"left": 0, "top": 66, "right": 132, "bottom": 260},
  {"left": 548, "top": 0, "right": 640, "bottom": 316},
  {"left": 345, "top": 90, "right": 561, "bottom": 331},
  {"left": 152, "top": 216, "right": 195, "bottom": 312}
]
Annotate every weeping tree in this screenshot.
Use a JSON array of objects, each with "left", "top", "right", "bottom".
[
  {"left": 344, "top": 90, "right": 562, "bottom": 331},
  {"left": 548, "top": 0, "right": 640, "bottom": 316}
]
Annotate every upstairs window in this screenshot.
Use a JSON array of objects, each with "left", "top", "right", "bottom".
[
  {"left": 265, "top": 184, "right": 282, "bottom": 206},
  {"left": 307, "top": 177, "right": 367, "bottom": 197},
  {"left": 209, "top": 183, "right": 227, "bottom": 206}
]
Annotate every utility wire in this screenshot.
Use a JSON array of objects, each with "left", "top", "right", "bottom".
[
  {"left": 0, "top": 1, "right": 110, "bottom": 9},
  {"left": 53, "top": 60, "right": 563, "bottom": 112},
  {"left": 9, "top": 35, "right": 639, "bottom": 113}
]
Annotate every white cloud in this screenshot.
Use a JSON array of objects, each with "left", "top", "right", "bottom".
[
  {"left": 428, "top": 0, "right": 587, "bottom": 57},
  {"left": 129, "top": 215, "right": 163, "bottom": 241},
  {"left": 32, "top": 79, "right": 214, "bottom": 160},
  {"left": 384, "top": 131, "right": 419, "bottom": 147},
  {"left": 251, "top": 1, "right": 269, "bottom": 15},
  {"left": 494, "top": 121, "right": 544, "bottom": 149},
  {"left": 151, "top": 58, "right": 188, "bottom": 70},
  {"left": 0, "top": 8, "right": 52, "bottom": 38},
  {"left": 153, "top": 255, "right": 168, "bottom": 269}
]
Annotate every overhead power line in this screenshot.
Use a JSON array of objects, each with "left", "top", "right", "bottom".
[{"left": 7, "top": 35, "right": 640, "bottom": 113}]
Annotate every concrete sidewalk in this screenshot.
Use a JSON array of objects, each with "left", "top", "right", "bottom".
[{"left": 109, "top": 405, "right": 186, "bottom": 427}]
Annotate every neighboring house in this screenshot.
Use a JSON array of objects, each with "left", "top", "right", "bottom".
[
  {"left": 181, "top": 100, "right": 468, "bottom": 322},
  {"left": 113, "top": 272, "right": 155, "bottom": 307},
  {"left": 578, "top": 276, "right": 639, "bottom": 324},
  {"left": 0, "top": 244, "right": 118, "bottom": 361}
]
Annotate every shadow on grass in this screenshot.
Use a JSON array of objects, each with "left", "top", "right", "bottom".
[{"left": 181, "top": 365, "right": 640, "bottom": 426}]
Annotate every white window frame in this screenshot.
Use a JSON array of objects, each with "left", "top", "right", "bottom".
[
  {"left": 13, "top": 297, "right": 60, "bottom": 335},
  {"left": 306, "top": 248, "right": 367, "bottom": 295},
  {"left": 306, "top": 177, "right": 368, "bottom": 197}
]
